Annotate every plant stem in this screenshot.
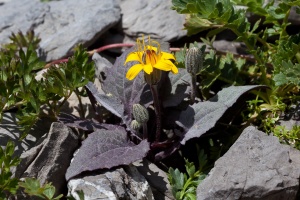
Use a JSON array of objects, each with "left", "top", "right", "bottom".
[
  {"left": 143, "top": 123, "right": 148, "bottom": 140},
  {"left": 74, "top": 88, "right": 85, "bottom": 118},
  {"left": 150, "top": 84, "right": 161, "bottom": 141},
  {"left": 190, "top": 74, "right": 197, "bottom": 104},
  {"left": 228, "top": 27, "right": 268, "bottom": 85}
]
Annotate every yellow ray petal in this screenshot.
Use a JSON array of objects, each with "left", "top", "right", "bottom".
[
  {"left": 126, "top": 64, "right": 144, "bottom": 80},
  {"left": 171, "top": 65, "right": 179, "bottom": 74},
  {"left": 153, "top": 63, "right": 171, "bottom": 71},
  {"left": 143, "top": 64, "right": 153, "bottom": 74},
  {"left": 124, "top": 52, "right": 142, "bottom": 65},
  {"left": 154, "top": 59, "right": 176, "bottom": 72},
  {"left": 161, "top": 52, "right": 175, "bottom": 60}
]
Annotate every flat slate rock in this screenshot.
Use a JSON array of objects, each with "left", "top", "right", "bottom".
[
  {"left": 68, "top": 165, "right": 153, "bottom": 200},
  {"left": 120, "top": 0, "right": 187, "bottom": 41},
  {"left": 16, "top": 122, "right": 79, "bottom": 196},
  {"left": 0, "top": 0, "right": 121, "bottom": 61},
  {"left": 0, "top": 112, "right": 52, "bottom": 157},
  {"left": 197, "top": 126, "right": 300, "bottom": 200}
]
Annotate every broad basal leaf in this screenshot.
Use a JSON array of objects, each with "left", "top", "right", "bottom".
[
  {"left": 65, "top": 126, "right": 150, "bottom": 180},
  {"left": 161, "top": 68, "right": 191, "bottom": 107},
  {"left": 178, "top": 85, "right": 266, "bottom": 144},
  {"left": 91, "top": 49, "right": 147, "bottom": 128},
  {"left": 58, "top": 112, "right": 117, "bottom": 131},
  {"left": 86, "top": 82, "right": 123, "bottom": 118}
]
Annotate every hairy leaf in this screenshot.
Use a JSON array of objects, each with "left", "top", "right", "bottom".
[
  {"left": 173, "top": 0, "right": 249, "bottom": 36},
  {"left": 161, "top": 69, "right": 191, "bottom": 107},
  {"left": 273, "top": 61, "right": 300, "bottom": 86},
  {"left": 272, "top": 34, "right": 300, "bottom": 86},
  {"left": 58, "top": 112, "right": 117, "bottom": 131},
  {"left": 86, "top": 82, "right": 123, "bottom": 118},
  {"left": 65, "top": 126, "right": 150, "bottom": 180},
  {"left": 178, "top": 85, "right": 265, "bottom": 144},
  {"left": 91, "top": 49, "right": 147, "bottom": 128}
]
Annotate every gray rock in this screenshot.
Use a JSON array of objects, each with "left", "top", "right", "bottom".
[
  {"left": 93, "top": 53, "right": 114, "bottom": 84},
  {"left": 197, "top": 126, "right": 300, "bottom": 200},
  {"left": 0, "top": 0, "right": 12, "bottom": 4},
  {"left": 134, "top": 159, "right": 175, "bottom": 200},
  {"left": 277, "top": 102, "right": 300, "bottom": 130},
  {"left": 212, "top": 40, "right": 249, "bottom": 56},
  {"left": 120, "top": 0, "right": 187, "bottom": 41},
  {"left": 68, "top": 164, "right": 154, "bottom": 200},
  {"left": 0, "top": 112, "right": 51, "bottom": 157},
  {"left": 0, "top": 0, "right": 121, "bottom": 61},
  {"left": 16, "top": 122, "right": 79, "bottom": 196},
  {"left": 0, "top": 0, "right": 50, "bottom": 47},
  {"left": 289, "top": 6, "right": 300, "bottom": 26}
]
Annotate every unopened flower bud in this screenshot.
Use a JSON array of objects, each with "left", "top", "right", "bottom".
[
  {"left": 185, "top": 47, "right": 203, "bottom": 75},
  {"left": 130, "top": 120, "right": 141, "bottom": 130},
  {"left": 144, "top": 68, "right": 162, "bottom": 85},
  {"left": 132, "top": 104, "right": 149, "bottom": 123}
]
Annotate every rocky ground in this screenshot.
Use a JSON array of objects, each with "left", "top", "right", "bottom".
[{"left": 1, "top": 0, "right": 300, "bottom": 199}]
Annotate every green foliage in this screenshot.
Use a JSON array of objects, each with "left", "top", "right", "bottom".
[
  {"left": 0, "top": 140, "right": 64, "bottom": 199},
  {"left": 19, "top": 178, "right": 63, "bottom": 200},
  {"left": 272, "top": 34, "right": 300, "bottom": 86},
  {"left": 0, "top": 31, "right": 95, "bottom": 138},
  {"left": 168, "top": 148, "right": 207, "bottom": 200},
  {"left": 0, "top": 141, "right": 20, "bottom": 199},
  {"left": 174, "top": 41, "right": 248, "bottom": 99},
  {"left": 67, "top": 190, "right": 85, "bottom": 200},
  {"left": 172, "top": 0, "right": 300, "bottom": 138},
  {"left": 273, "top": 125, "right": 300, "bottom": 149},
  {"left": 172, "top": 0, "right": 300, "bottom": 87}
]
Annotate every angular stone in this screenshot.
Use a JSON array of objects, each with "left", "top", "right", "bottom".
[
  {"left": 16, "top": 122, "right": 79, "bottom": 196},
  {"left": 0, "top": 0, "right": 121, "bottom": 61},
  {"left": 120, "top": 0, "right": 187, "bottom": 41},
  {"left": 92, "top": 53, "right": 114, "bottom": 84},
  {"left": 134, "top": 159, "right": 175, "bottom": 200},
  {"left": 68, "top": 165, "right": 154, "bottom": 200},
  {"left": 0, "top": 112, "right": 51, "bottom": 157},
  {"left": 197, "top": 126, "right": 300, "bottom": 200}
]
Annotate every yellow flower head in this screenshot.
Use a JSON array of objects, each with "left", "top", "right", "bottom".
[{"left": 124, "top": 36, "right": 178, "bottom": 80}]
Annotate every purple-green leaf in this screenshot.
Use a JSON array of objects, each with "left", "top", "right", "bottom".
[
  {"left": 161, "top": 68, "right": 191, "bottom": 107},
  {"left": 58, "top": 112, "right": 117, "bottom": 131},
  {"left": 65, "top": 125, "right": 150, "bottom": 180},
  {"left": 86, "top": 82, "right": 123, "bottom": 118},
  {"left": 91, "top": 49, "right": 147, "bottom": 128},
  {"left": 178, "top": 85, "right": 266, "bottom": 144}
]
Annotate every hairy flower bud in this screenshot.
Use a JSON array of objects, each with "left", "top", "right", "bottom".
[
  {"left": 132, "top": 104, "right": 149, "bottom": 123},
  {"left": 130, "top": 120, "right": 141, "bottom": 131},
  {"left": 185, "top": 47, "right": 203, "bottom": 75},
  {"left": 144, "top": 68, "right": 162, "bottom": 85}
]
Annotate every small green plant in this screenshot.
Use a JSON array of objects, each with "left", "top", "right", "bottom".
[
  {"left": 18, "top": 178, "right": 63, "bottom": 200},
  {"left": 273, "top": 125, "right": 300, "bottom": 149},
  {"left": 168, "top": 148, "right": 208, "bottom": 200},
  {"left": 0, "top": 31, "right": 95, "bottom": 138},
  {"left": 0, "top": 141, "right": 20, "bottom": 199},
  {"left": 171, "top": 0, "right": 300, "bottom": 148},
  {"left": 0, "top": 141, "right": 64, "bottom": 199}
]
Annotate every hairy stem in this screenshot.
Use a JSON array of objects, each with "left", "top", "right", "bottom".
[
  {"left": 143, "top": 123, "right": 148, "bottom": 140},
  {"left": 150, "top": 84, "right": 161, "bottom": 141},
  {"left": 190, "top": 74, "right": 197, "bottom": 104},
  {"left": 74, "top": 88, "right": 85, "bottom": 119}
]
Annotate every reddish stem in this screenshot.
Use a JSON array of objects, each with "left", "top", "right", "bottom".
[
  {"left": 44, "top": 43, "right": 180, "bottom": 69},
  {"left": 44, "top": 43, "right": 135, "bottom": 68},
  {"left": 150, "top": 85, "right": 162, "bottom": 141}
]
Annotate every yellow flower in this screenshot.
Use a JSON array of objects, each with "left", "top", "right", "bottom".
[{"left": 124, "top": 36, "right": 178, "bottom": 80}]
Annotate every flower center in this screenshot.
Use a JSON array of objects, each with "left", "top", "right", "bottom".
[{"left": 142, "top": 49, "right": 157, "bottom": 66}]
